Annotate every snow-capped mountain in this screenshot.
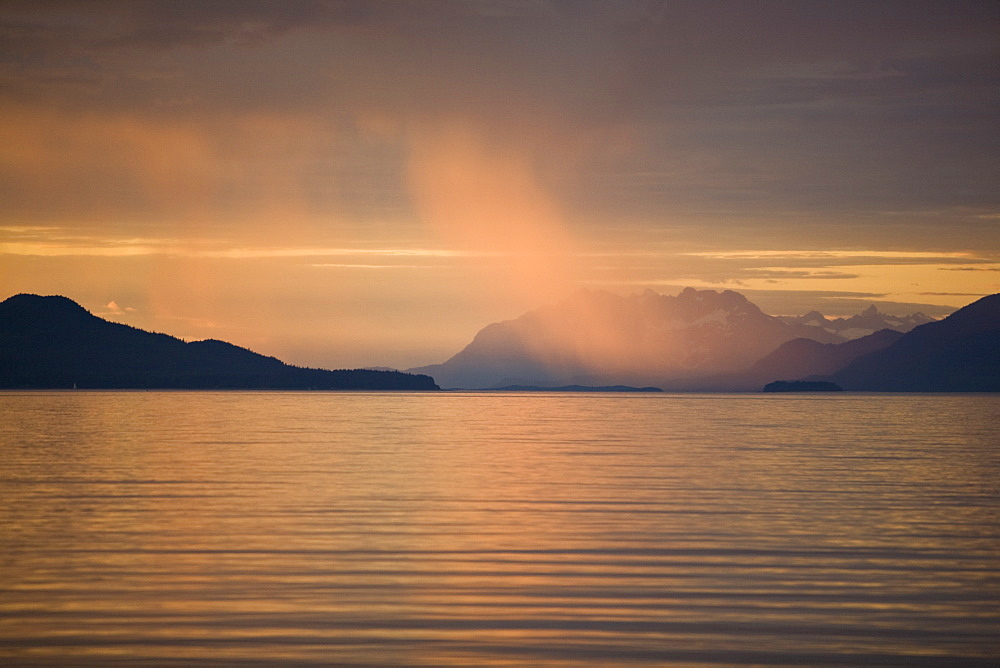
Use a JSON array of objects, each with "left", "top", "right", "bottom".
[
  {"left": 409, "top": 287, "right": 843, "bottom": 389},
  {"left": 827, "top": 293, "right": 999, "bottom": 391},
  {"left": 778, "top": 305, "right": 935, "bottom": 340}
]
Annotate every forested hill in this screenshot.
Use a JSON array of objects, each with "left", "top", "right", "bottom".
[{"left": 0, "top": 294, "right": 438, "bottom": 390}]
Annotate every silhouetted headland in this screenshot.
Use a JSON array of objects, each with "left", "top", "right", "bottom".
[
  {"left": 481, "top": 385, "right": 663, "bottom": 392},
  {"left": 763, "top": 380, "right": 843, "bottom": 392},
  {"left": 0, "top": 294, "right": 439, "bottom": 390}
]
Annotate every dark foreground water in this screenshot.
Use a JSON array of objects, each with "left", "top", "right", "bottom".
[{"left": 1, "top": 391, "right": 997, "bottom": 666}]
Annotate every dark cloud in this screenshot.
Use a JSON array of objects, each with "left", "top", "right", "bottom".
[
  {"left": 740, "top": 270, "right": 860, "bottom": 280},
  {"left": 0, "top": 0, "right": 377, "bottom": 50},
  {"left": 0, "top": 0, "right": 997, "bottom": 242}
]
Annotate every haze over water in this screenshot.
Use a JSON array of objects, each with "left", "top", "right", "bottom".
[{"left": 1, "top": 391, "right": 998, "bottom": 665}]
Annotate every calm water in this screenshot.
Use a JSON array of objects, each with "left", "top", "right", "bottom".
[{"left": 1, "top": 391, "right": 998, "bottom": 666}]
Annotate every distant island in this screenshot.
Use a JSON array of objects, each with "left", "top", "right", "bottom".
[
  {"left": 480, "top": 385, "right": 663, "bottom": 393},
  {"left": 0, "top": 294, "right": 439, "bottom": 390},
  {"left": 763, "top": 380, "right": 843, "bottom": 392}
]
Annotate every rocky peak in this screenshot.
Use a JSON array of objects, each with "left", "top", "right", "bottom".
[{"left": 803, "top": 310, "right": 828, "bottom": 323}]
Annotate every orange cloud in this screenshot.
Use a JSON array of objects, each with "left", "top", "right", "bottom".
[
  {"left": 0, "top": 102, "right": 336, "bottom": 234},
  {"left": 405, "top": 120, "right": 580, "bottom": 302}
]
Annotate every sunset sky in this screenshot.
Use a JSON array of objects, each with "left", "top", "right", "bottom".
[{"left": 2, "top": 0, "right": 998, "bottom": 370}]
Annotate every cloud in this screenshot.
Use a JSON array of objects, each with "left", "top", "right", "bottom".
[
  {"left": 0, "top": 101, "right": 378, "bottom": 234},
  {"left": 95, "top": 299, "right": 137, "bottom": 319},
  {"left": 0, "top": 0, "right": 378, "bottom": 54},
  {"left": 682, "top": 250, "right": 995, "bottom": 268},
  {"left": 0, "top": 225, "right": 499, "bottom": 259},
  {"left": 404, "top": 120, "right": 581, "bottom": 300},
  {"left": 738, "top": 289, "right": 961, "bottom": 318},
  {"left": 307, "top": 263, "right": 447, "bottom": 269},
  {"left": 939, "top": 267, "right": 1000, "bottom": 272},
  {"left": 202, "top": 247, "right": 494, "bottom": 259},
  {"left": 739, "top": 270, "right": 860, "bottom": 280},
  {"left": 1, "top": 1, "right": 997, "bottom": 367},
  {"left": 2, "top": 1, "right": 997, "bottom": 237}
]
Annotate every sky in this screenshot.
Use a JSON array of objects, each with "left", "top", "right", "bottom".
[{"left": 1, "top": 0, "right": 998, "bottom": 370}]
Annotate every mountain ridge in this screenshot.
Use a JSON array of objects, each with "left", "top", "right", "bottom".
[
  {"left": 0, "top": 294, "right": 439, "bottom": 390},
  {"left": 408, "top": 287, "right": 916, "bottom": 389},
  {"left": 821, "top": 293, "right": 1000, "bottom": 392},
  {"left": 691, "top": 328, "right": 905, "bottom": 392},
  {"left": 778, "top": 304, "right": 934, "bottom": 340}
]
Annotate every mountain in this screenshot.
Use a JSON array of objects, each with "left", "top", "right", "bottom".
[
  {"left": 409, "top": 288, "right": 844, "bottom": 389},
  {"left": 747, "top": 328, "right": 903, "bottom": 382},
  {"left": 697, "top": 328, "right": 904, "bottom": 392},
  {"left": 484, "top": 385, "right": 663, "bottom": 393},
  {"left": 763, "top": 380, "right": 843, "bottom": 392},
  {"left": 822, "top": 293, "right": 1000, "bottom": 392},
  {"left": 0, "top": 294, "right": 439, "bottom": 390},
  {"left": 778, "top": 304, "right": 934, "bottom": 340}
]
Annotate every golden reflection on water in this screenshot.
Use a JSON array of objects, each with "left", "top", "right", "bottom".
[{"left": 1, "top": 391, "right": 998, "bottom": 665}]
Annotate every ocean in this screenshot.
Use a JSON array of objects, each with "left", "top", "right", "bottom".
[{"left": 1, "top": 391, "right": 997, "bottom": 665}]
